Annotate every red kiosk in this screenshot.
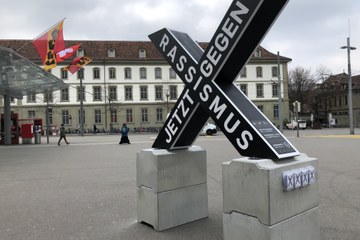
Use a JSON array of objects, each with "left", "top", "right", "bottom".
[{"left": 19, "top": 118, "right": 43, "bottom": 144}]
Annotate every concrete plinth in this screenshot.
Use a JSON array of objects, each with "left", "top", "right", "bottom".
[
  {"left": 222, "top": 153, "right": 320, "bottom": 240},
  {"left": 136, "top": 146, "right": 208, "bottom": 231},
  {"left": 223, "top": 207, "right": 320, "bottom": 240}
]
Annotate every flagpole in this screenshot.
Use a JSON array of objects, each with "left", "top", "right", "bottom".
[{"left": 16, "top": 17, "right": 66, "bottom": 52}]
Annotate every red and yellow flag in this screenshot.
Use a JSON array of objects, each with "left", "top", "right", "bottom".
[
  {"left": 65, "top": 56, "right": 92, "bottom": 74},
  {"left": 32, "top": 19, "right": 65, "bottom": 71}
]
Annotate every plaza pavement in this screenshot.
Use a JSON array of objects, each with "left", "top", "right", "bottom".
[{"left": 0, "top": 128, "right": 359, "bottom": 240}]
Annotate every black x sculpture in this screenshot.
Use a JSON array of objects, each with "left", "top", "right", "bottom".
[{"left": 150, "top": 0, "right": 299, "bottom": 159}]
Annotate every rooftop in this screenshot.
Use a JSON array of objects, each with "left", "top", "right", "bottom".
[{"left": 0, "top": 39, "right": 291, "bottom": 64}]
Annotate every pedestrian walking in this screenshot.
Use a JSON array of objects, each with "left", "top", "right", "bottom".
[
  {"left": 119, "top": 123, "right": 130, "bottom": 144},
  {"left": 58, "top": 124, "right": 70, "bottom": 145}
]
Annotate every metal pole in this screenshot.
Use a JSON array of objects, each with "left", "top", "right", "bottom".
[
  {"left": 46, "top": 96, "right": 50, "bottom": 144},
  {"left": 341, "top": 37, "right": 356, "bottom": 134},
  {"left": 296, "top": 104, "right": 299, "bottom": 138},
  {"left": 277, "top": 51, "right": 283, "bottom": 133},
  {"left": 346, "top": 37, "right": 354, "bottom": 135},
  {"left": 4, "top": 93, "right": 11, "bottom": 145},
  {"left": 80, "top": 74, "right": 84, "bottom": 136}
]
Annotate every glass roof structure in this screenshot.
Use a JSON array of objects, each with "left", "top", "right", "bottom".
[{"left": 0, "top": 46, "right": 68, "bottom": 99}]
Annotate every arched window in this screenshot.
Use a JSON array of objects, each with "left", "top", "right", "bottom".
[
  {"left": 272, "top": 66, "right": 278, "bottom": 77},
  {"left": 155, "top": 68, "right": 162, "bottom": 79},
  {"left": 124, "top": 68, "right": 132, "bottom": 79},
  {"left": 254, "top": 49, "right": 262, "bottom": 57},
  {"left": 108, "top": 48, "right": 116, "bottom": 57},
  {"left": 169, "top": 68, "right": 176, "bottom": 79},
  {"left": 140, "top": 68, "right": 147, "bottom": 79},
  {"left": 77, "top": 48, "right": 84, "bottom": 57},
  {"left": 139, "top": 49, "right": 146, "bottom": 58},
  {"left": 256, "top": 67, "right": 263, "bottom": 78},
  {"left": 109, "top": 67, "right": 116, "bottom": 79},
  {"left": 60, "top": 68, "right": 68, "bottom": 80},
  {"left": 93, "top": 67, "right": 100, "bottom": 79}
]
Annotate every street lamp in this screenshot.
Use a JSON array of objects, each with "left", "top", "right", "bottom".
[
  {"left": 165, "top": 88, "right": 170, "bottom": 116},
  {"left": 79, "top": 68, "right": 84, "bottom": 136},
  {"left": 341, "top": 37, "right": 356, "bottom": 134}
]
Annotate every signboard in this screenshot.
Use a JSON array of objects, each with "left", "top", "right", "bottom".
[{"left": 150, "top": 0, "right": 299, "bottom": 159}]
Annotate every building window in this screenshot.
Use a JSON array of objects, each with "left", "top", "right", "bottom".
[
  {"left": 93, "top": 68, "right": 100, "bottom": 79},
  {"left": 109, "top": 68, "right": 116, "bottom": 79},
  {"left": 109, "top": 86, "right": 117, "bottom": 101},
  {"left": 124, "top": 68, "right": 132, "bottom": 79},
  {"left": 257, "top": 105, "right": 264, "bottom": 112},
  {"left": 169, "top": 68, "right": 176, "bottom": 79},
  {"left": 44, "top": 92, "right": 53, "bottom": 102},
  {"left": 155, "top": 85, "right": 163, "bottom": 100},
  {"left": 256, "top": 67, "right": 263, "bottom": 78},
  {"left": 256, "top": 84, "right": 264, "bottom": 98},
  {"left": 240, "top": 84, "right": 247, "bottom": 96},
  {"left": 61, "top": 88, "right": 69, "bottom": 102},
  {"left": 254, "top": 49, "right": 261, "bottom": 57},
  {"left": 273, "top": 105, "right": 279, "bottom": 118},
  {"left": 110, "top": 109, "right": 117, "bottom": 123},
  {"left": 155, "top": 68, "right": 162, "bottom": 79},
  {"left": 240, "top": 67, "right": 247, "bottom": 78},
  {"left": 108, "top": 48, "right": 116, "bottom": 57},
  {"left": 139, "top": 49, "right": 146, "bottom": 58},
  {"left": 77, "top": 68, "right": 84, "bottom": 79},
  {"left": 140, "top": 68, "right": 147, "bottom": 79},
  {"left": 77, "top": 86, "right": 86, "bottom": 102},
  {"left": 126, "top": 108, "right": 133, "bottom": 123},
  {"left": 10, "top": 97, "right": 15, "bottom": 103},
  {"left": 61, "top": 68, "right": 68, "bottom": 79},
  {"left": 156, "top": 108, "right": 163, "bottom": 122},
  {"left": 272, "top": 66, "right": 278, "bottom": 77},
  {"left": 141, "top": 108, "right": 148, "bottom": 122},
  {"left": 62, "top": 110, "right": 70, "bottom": 125},
  {"left": 94, "top": 109, "right": 102, "bottom": 124},
  {"left": 78, "top": 109, "right": 85, "bottom": 124},
  {"left": 77, "top": 48, "right": 84, "bottom": 57},
  {"left": 93, "top": 86, "right": 102, "bottom": 101},
  {"left": 272, "top": 84, "right": 278, "bottom": 97},
  {"left": 125, "top": 86, "right": 133, "bottom": 100},
  {"left": 28, "top": 110, "right": 36, "bottom": 119},
  {"left": 169, "top": 85, "right": 177, "bottom": 100},
  {"left": 140, "top": 86, "right": 148, "bottom": 100},
  {"left": 27, "top": 94, "right": 36, "bottom": 103}
]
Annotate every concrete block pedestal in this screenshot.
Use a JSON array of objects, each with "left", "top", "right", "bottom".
[
  {"left": 222, "top": 153, "right": 320, "bottom": 240},
  {"left": 136, "top": 146, "right": 208, "bottom": 231}
]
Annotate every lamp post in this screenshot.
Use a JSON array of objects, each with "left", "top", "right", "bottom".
[
  {"left": 165, "top": 88, "right": 170, "bottom": 116},
  {"left": 341, "top": 37, "right": 356, "bottom": 134},
  {"left": 79, "top": 69, "right": 84, "bottom": 136}
]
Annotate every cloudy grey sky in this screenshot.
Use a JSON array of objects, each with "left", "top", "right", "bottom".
[{"left": 1, "top": 0, "right": 359, "bottom": 76}]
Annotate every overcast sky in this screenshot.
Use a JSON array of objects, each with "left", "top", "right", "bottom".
[{"left": 1, "top": 0, "right": 359, "bottom": 77}]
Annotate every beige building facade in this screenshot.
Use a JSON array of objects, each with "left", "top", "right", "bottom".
[{"left": 0, "top": 40, "right": 291, "bottom": 133}]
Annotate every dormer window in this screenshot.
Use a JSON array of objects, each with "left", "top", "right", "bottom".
[
  {"left": 254, "top": 49, "right": 261, "bottom": 57},
  {"left": 77, "top": 48, "right": 84, "bottom": 57},
  {"left": 139, "top": 49, "right": 146, "bottom": 58},
  {"left": 108, "top": 48, "right": 116, "bottom": 57}
]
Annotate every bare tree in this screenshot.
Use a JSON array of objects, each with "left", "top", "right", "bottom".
[
  {"left": 288, "top": 66, "right": 317, "bottom": 113},
  {"left": 315, "top": 65, "right": 332, "bottom": 83}
]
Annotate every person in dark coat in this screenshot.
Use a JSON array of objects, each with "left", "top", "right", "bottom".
[
  {"left": 58, "top": 124, "right": 70, "bottom": 145},
  {"left": 119, "top": 123, "right": 130, "bottom": 144}
]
